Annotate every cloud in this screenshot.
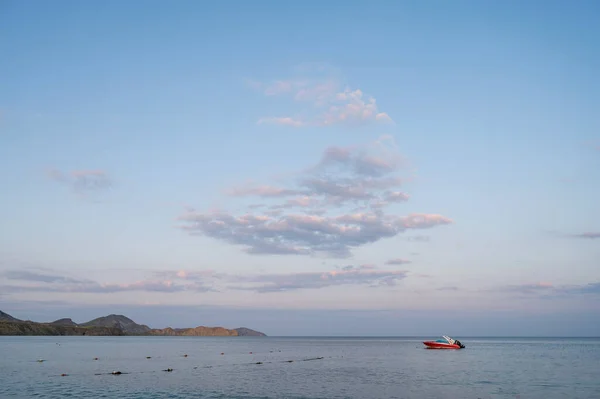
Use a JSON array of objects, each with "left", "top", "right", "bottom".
[
  {"left": 257, "top": 117, "right": 304, "bottom": 127},
  {"left": 0, "top": 280, "right": 192, "bottom": 294},
  {"left": 570, "top": 232, "right": 600, "bottom": 239},
  {"left": 320, "top": 88, "right": 393, "bottom": 127},
  {"left": 570, "top": 282, "right": 600, "bottom": 294},
  {"left": 227, "top": 185, "right": 302, "bottom": 198},
  {"left": 179, "top": 137, "right": 452, "bottom": 257},
  {"left": 47, "top": 169, "right": 113, "bottom": 199},
  {"left": 251, "top": 73, "right": 394, "bottom": 127},
  {"left": 337, "top": 264, "right": 377, "bottom": 271},
  {"left": 236, "top": 137, "right": 406, "bottom": 208},
  {"left": 385, "top": 258, "right": 411, "bottom": 265},
  {"left": 226, "top": 267, "right": 409, "bottom": 293},
  {"left": 1, "top": 269, "right": 215, "bottom": 294},
  {"left": 437, "top": 286, "right": 459, "bottom": 291},
  {"left": 405, "top": 235, "right": 431, "bottom": 242},
  {"left": 156, "top": 265, "right": 409, "bottom": 293},
  {"left": 550, "top": 231, "right": 600, "bottom": 240},
  {"left": 1, "top": 264, "right": 415, "bottom": 296},
  {"left": 2, "top": 270, "right": 92, "bottom": 285},
  {"left": 179, "top": 210, "right": 450, "bottom": 258},
  {"left": 506, "top": 282, "right": 555, "bottom": 294},
  {"left": 502, "top": 281, "right": 600, "bottom": 296}
]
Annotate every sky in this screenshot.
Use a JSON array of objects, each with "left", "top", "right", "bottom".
[{"left": 0, "top": 0, "right": 599, "bottom": 336}]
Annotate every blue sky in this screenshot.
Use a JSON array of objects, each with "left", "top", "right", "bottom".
[{"left": 1, "top": 0, "right": 599, "bottom": 336}]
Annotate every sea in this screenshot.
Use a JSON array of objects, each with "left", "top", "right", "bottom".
[{"left": 0, "top": 336, "right": 599, "bottom": 399}]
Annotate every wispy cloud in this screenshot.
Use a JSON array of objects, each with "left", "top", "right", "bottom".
[
  {"left": 437, "top": 286, "right": 459, "bottom": 291},
  {"left": 551, "top": 231, "right": 600, "bottom": 240},
  {"left": 47, "top": 169, "right": 113, "bottom": 199},
  {"left": 385, "top": 258, "right": 411, "bottom": 265},
  {"left": 3, "top": 270, "right": 92, "bottom": 285},
  {"left": 501, "top": 281, "right": 600, "bottom": 296},
  {"left": 178, "top": 137, "right": 452, "bottom": 257},
  {"left": 257, "top": 117, "right": 304, "bottom": 127},
  {"left": 405, "top": 235, "right": 430, "bottom": 242},
  {"left": 251, "top": 73, "right": 393, "bottom": 127},
  {"left": 1, "top": 269, "right": 214, "bottom": 294},
  {"left": 2, "top": 266, "right": 411, "bottom": 296},
  {"left": 505, "top": 282, "right": 555, "bottom": 294},
  {"left": 226, "top": 268, "right": 408, "bottom": 293},
  {"left": 570, "top": 232, "right": 600, "bottom": 239}
]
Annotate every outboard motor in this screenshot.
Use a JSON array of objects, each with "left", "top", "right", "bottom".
[{"left": 455, "top": 340, "right": 465, "bottom": 348}]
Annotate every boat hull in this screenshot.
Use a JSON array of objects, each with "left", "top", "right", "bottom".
[{"left": 423, "top": 341, "right": 462, "bottom": 349}]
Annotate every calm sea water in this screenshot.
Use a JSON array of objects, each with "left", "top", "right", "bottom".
[{"left": 0, "top": 336, "right": 599, "bottom": 399}]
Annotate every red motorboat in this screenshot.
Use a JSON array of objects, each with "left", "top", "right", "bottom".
[{"left": 423, "top": 336, "right": 465, "bottom": 349}]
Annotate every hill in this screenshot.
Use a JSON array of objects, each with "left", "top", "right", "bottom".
[
  {"left": 0, "top": 310, "right": 266, "bottom": 337},
  {"left": 149, "top": 326, "right": 238, "bottom": 336},
  {"left": 235, "top": 327, "right": 267, "bottom": 337},
  {"left": 51, "top": 318, "right": 78, "bottom": 326},
  {"left": 0, "top": 310, "right": 20, "bottom": 322},
  {"left": 0, "top": 320, "right": 124, "bottom": 336},
  {"left": 80, "top": 314, "right": 151, "bottom": 335}
]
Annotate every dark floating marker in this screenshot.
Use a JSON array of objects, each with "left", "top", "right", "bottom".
[
  {"left": 111, "top": 371, "right": 122, "bottom": 375},
  {"left": 256, "top": 362, "right": 263, "bottom": 365},
  {"left": 37, "top": 359, "right": 45, "bottom": 363},
  {"left": 183, "top": 354, "right": 188, "bottom": 357},
  {"left": 93, "top": 357, "right": 99, "bottom": 361},
  {"left": 220, "top": 352, "right": 224, "bottom": 355},
  {"left": 146, "top": 356, "right": 152, "bottom": 359},
  {"left": 249, "top": 352, "right": 253, "bottom": 354},
  {"left": 60, "top": 373, "right": 68, "bottom": 377},
  {"left": 163, "top": 368, "right": 173, "bottom": 372}
]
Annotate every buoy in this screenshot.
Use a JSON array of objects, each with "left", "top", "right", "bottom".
[
  {"left": 220, "top": 352, "right": 224, "bottom": 355},
  {"left": 256, "top": 362, "right": 263, "bottom": 365},
  {"left": 163, "top": 368, "right": 173, "bottom": 372},
  {"left": 112, "top": 371, "right": 122, "bottom": 375},
  {"left": 183, "top": 354, "right": 188, "bottom": 357},
  {"left": 60, "top": 373, "right": 67, "bottom": 377},
  {"left": 93, "top": 357, "right": 99, "bottom": 360},
  {"left": 249, "top": 352, "right": 253, "bottom": 354},
  {"left": 146, "top": 356, "right": 151, "bottom": 359},
  {"left": 37, "top": 359, "right": 45, "bottom": 363}
]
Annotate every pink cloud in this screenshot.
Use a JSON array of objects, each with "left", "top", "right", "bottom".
[
  {"left": 257, "top": 117, "right": 304, "bottom": 127},
  {"left": 252, "top": 75, "right": 393, "bottom": 127},
  {"left": 179, "top": 209, "right": 451, "bottom": 258},
  {"left": 401, "top": 214, "right": 453, "bottom": 229},
  {"left": 181, "top": 137, "right": 451, "bottom": 257}
]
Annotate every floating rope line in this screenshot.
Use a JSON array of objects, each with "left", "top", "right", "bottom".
[{"left": 47, "top": 355, "right": 330, "bottom": 377}]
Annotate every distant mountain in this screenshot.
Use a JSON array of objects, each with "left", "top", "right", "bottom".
[
  {"left": 0, "top": 309, "right": 266, "bottom": 337},
  {"left": 80, "top": 314, "right": 151, "bottom": 335},
  {"left": 0, "top": 310, "right": 19, "bottom": 322},
  {"left": 51, "top": 318, "right": 78, "bottom": 326},
  {"left": 235, "top": 327, "right": 267, "bottom": 337}
]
